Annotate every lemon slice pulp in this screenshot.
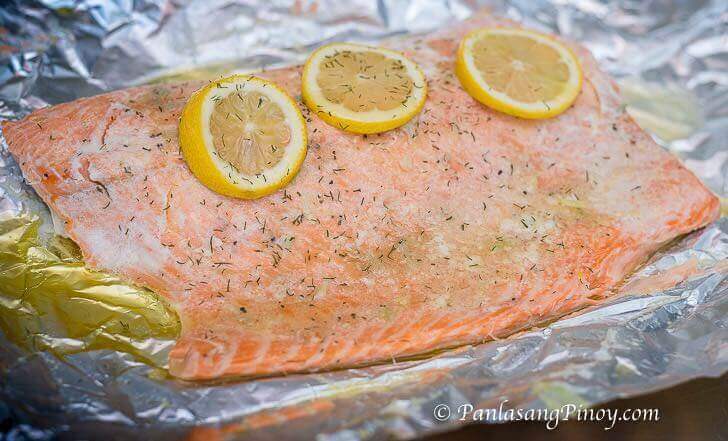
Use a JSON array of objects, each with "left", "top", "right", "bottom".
[
  {"left": 456, "top": 27, "right": 582, "bottom": 119},
  {"left": 179, "top": 75, "right": 307, "bottom": 199},
  {"left": 302, "top": 43, "right": 427, "bottom": 134}
]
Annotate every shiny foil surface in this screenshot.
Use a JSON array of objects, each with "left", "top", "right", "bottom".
[{"left": 0, "top": 0, "right": 726, "bottom": 439}]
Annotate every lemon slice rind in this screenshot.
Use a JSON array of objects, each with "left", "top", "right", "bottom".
[
  {"left": 302, "top": 43, "right": 427, "bottom": 134},
  {"left": 456, "top": 28, "right": 582, "bottom": 119},
  {"left": 179, "top": 75, "right": 307, "bottom": 199}
]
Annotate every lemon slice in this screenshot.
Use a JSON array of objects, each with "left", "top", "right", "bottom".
[
  {"left": 456, "top": 27, "right": 582, "bottom": 119},
  {"left": 179, "top": 75, "right": 307, "bottom": 199},
  {"left": 301, "top": 43, "right": 427, "bottom": 134}
]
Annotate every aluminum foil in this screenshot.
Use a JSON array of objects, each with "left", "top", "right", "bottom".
[{"left": 1, "top": 0, "right": 727, "bottom": 439}]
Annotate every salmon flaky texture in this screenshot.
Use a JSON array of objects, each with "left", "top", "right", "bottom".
[{"left": 2, "top": 12, "right": 719, "bottom": 380}]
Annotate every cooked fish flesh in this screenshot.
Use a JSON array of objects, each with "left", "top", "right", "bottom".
[{"left": 2, "top": 12, "right": 718, "bottom": 380}]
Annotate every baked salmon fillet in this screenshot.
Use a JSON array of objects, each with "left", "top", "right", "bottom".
[{"left": 2, "top": 12, "right": 719, "bottom": 380}]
